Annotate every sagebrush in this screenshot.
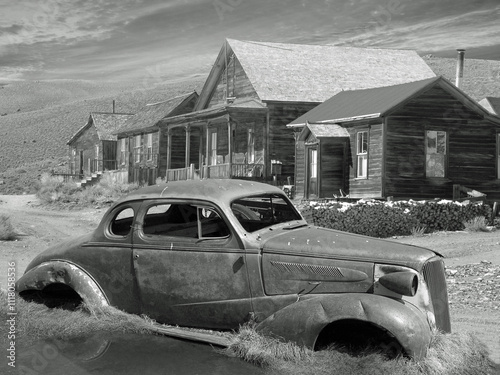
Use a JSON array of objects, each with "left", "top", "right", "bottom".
[{"left": 0, "top": 214, "right": 17, "bottom": 240}]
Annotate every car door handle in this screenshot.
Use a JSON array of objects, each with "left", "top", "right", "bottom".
[{"left": 134, "top": 254, "right": 139, "bottom": 259}]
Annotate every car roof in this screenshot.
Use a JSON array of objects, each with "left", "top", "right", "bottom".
[{"left": 118, "top": 179, "right": 285, "bottom": 206}]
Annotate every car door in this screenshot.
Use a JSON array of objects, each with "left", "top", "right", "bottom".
[{"left": 132, "top": 199, "right": 253, "bottom": 329}]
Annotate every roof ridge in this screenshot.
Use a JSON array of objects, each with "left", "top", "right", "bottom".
[{"left": 146, "top": 91, "right": 197, "bottom": 106}]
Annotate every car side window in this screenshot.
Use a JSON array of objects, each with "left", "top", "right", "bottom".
[
  {"left": 110, "top": 207, "right": 135, "bottom": 236},
  {"left": 143, "top": 203, "right": 229, "bottom": 239}
]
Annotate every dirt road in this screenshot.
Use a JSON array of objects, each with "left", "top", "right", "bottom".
[{"left": 1, "top": 195, "right": 498, "bottom": 365}]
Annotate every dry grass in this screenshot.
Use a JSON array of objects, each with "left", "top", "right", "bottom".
[
  {"left": 0, "top": 291, "right": 495, "bottom": 375},
  {"left": 224, "top": 325, "right": 495, "bottom": 375},
  {"left": 463, "top": 216, "right": 490, "bottom": 232},
  {"left": 35, "top": 172, "right": 139, "bottom": 208}
]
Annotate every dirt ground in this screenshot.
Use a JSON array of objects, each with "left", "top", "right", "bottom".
[{"left": 0, "top": 195, "right": 499, "bottom": 366}]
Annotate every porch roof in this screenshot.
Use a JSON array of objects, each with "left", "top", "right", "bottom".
[
  {"left": 115, "top": 91, "right": 198, "bottom": 135},
  {"left": 159, "top": 98, "right": 267, "bottom": 127},
  {"left": 298, "top": 123, "right": 349, "bottom": 141}
]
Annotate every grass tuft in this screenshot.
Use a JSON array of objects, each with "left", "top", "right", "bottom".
[
  {"left": 463, "top": 216, "right": 489, "bottom": 232},
  {"left": 0, "top": 214, "right": 17, "bottom": 240},
  {"left": 410, "top": 226, "right": 427, "bottom": 237}
]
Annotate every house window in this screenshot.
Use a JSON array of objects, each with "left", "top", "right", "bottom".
[
  {"left": 247, "top": 128, "right": 255, "bottom": 163},
  {"left": 146, "top": 133, "right": 153, "bottom": 161},
  {"left": 426, "top": 130, "right": 447, "bottom": 177},
  {"left": 134, "top": 135, "right": 142, "bottom": 163},
  {"left": 95, "top": 144, "right": 99, "bottom": 159},
  {"left": 120, "top": 138, "right": 126, "bottom": 165},
  {"left": 356, "top": 131, "right": 368, "bottom": 178},
  {"left": 210, "top": 131, "right": 218, "bottom": 165}
]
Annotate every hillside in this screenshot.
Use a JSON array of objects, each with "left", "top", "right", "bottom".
[{"left": 0, "top": 76, "right": 205, "bottom": 173}]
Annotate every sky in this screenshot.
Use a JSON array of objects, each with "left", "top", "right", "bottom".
[{"left": 0, "top": 0, "right": 499, "bottom": 83}]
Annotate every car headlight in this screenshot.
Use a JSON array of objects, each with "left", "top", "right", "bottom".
[{"left": 374, "top": 264, "right": 419, "bottom": 297}]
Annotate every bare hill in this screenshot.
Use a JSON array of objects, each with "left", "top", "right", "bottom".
[{"left": 0, "top": 76, "right": 205, "bottom": 174}]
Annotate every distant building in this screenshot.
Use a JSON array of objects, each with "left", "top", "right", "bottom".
[
  {"left": 68, "top": 112, "right": 133, "bottom": 177},
  {"left": 113, "top": 92, "right": 198, "bottom": 185}
]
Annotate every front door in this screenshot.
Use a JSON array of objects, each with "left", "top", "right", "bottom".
[
  {"left": 307, "top": 148, "right": 318, "bottom": 198},
  {"left": 132, "top": 200, "right": 253, "bottom": 329}
]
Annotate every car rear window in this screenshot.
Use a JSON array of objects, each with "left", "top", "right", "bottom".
[{"left": 110, "top": 207, "right": 135, "bottom": 236}]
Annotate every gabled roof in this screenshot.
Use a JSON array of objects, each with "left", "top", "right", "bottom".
[
  {"left": 479, "top": 97, "right": 500, "bottom": 116},
  {"left": 116, "top": 91, "right": 198, "bottom": 135},
  {"left": 196, "top": 39, "right": 436, "bottom": 109},
  {"left": 288, "top": 76, "right": 500, "bottom": 127},
  {"left": 298, "top": 123, "right": 349, "bottom": 142},
  {"left": 67, "top": 112, "right": 133, "bottom": 144}
]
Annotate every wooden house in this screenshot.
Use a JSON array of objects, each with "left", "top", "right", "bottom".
[
  {"left": 158, "top": 39, "right": 436, "bottom": 184},
  {"left": 114, "top": 92, "right": 198, "bottom": 185},
  {"left": 68, "top": 112, "right": 133, "bottom": 177},
  {"left": 288, "top": 76, "right": 500, "bottom": 201}
]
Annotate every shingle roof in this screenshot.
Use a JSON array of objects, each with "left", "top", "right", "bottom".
[
  {"left": 289, "top": 77, "right": 440, "bottom": 126},
  {"left": 479, "top": 97, "right": 500, "bottom": 115},
  {"left": 298, "top": 124, "right": 349, "bottom": 141},
  {"left": 423, "top": 55, "right": 500, "bottom": 102},
  {"left": 117, "top": 91, "right": 198, "bottom": 135},
  {"left": 67, "top": 112, "right": 133, "bottom": 144},
  {"left": 225, "top": 39, "right": 436, "bottom": 103}
]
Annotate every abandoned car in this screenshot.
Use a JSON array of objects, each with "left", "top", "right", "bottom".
[{"left": 17, "top": 179, "right": 450, "bottom": 358}]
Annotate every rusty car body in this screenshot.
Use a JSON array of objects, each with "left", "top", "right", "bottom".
[{"left": 17, "top": 179, "right": 451, "bottom": 358}]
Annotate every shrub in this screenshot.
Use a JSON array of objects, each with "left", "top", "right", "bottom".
[
  {"left": 300, "top": 199, "right": 492, "bottom": 238},
  {"left": 463, "top": 216, "right": 489, "bottom": 232},
  {"left": 0, "top": 214, "right": 17, "bottom": 240}
]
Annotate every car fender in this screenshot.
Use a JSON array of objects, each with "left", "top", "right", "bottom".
[
  {"left": 16, "top": 261, "right": 109, "bottom": 307},
  {"left": 255, "top": 293, "right": 431, "bottom": 358}
]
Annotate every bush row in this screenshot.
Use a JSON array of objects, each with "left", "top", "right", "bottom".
[{"left": 299, "top": 199, "right": 492, "bottom": 238}]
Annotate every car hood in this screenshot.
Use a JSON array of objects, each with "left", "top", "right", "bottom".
[{"left": 260, "top": 226, "right": 437, "bottom": 270}]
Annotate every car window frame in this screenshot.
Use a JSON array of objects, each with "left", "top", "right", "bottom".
[
  {"left": 102, "top": 202, "right": 140, "bottom": 241},
  {"left": 135, "top": 199, "right": 235, "bottom": 247}
]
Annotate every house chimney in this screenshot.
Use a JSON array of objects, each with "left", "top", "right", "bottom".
[
  {"left": 112, "top": 100, "right": 116, "bottom": 114},
  {"left": 455, "top": 49, "right": 465, "bottom": 88}
]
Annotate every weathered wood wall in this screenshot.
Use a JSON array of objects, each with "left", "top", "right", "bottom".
[
  {"left": 345, "top": 121, "right": 383, "bottom": 199},
  {"left": 69, "top": 125, "right": 99, "bottom": 175},
  {"left": 385, "top": 85, "right": 500, "bottom": 200},
  {"left": 208, "top": 56, "right": 259, "bottom": 108},
  {"left": 320, "top": 138, "right": 348, "bottom": 198},
  {"left": 267, "top": 102, "right": 319, "bottom": 182}
]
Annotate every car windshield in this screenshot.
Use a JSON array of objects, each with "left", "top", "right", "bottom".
[{"left": 231, "top": 193, "right": 303, "bottom": 232}]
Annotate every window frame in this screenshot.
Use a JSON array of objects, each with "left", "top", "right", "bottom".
[
  {"left": 134, "top": 135, "right": 142, "bottom": 163},
  {"left": 119, "top": 138, "right": 126, "bottom": 165},
  {"left": 356, "top": 130, "right": 369, "bottom": 179},
  {"left": 247, "top": 128, "right": 255, "bottom": 164},
  {"left": 210, "top": 130, "right": 218, "bottom": 165},
  {"left": 425, "top": 130, "right": 448, "bottom": 178},
  {"left": 146, "top": 133, "right": 153, "bottom": 162}
]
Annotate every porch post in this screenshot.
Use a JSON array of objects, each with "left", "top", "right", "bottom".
[
  {"left": 227, "top": 116, "right": 232, "bottom": 177},
  {"left": 166, "top": 129, "right": 172, "bottom": 170},
  {"left": 198, "top": 126, "right": 204, "bottom": 178},
  {"left": 185, "top": 125, "right": 191, "bottom": 168},
  {"left": 264, "top": 109, "right": 270, "bottom": 179}
]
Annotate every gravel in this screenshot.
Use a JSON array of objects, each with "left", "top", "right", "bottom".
[{"left": 446, "top": 261, "right": 500, "bottom": 310}]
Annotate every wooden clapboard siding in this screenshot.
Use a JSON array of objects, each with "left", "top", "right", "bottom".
[
  {"left": 346, "top": 122, "right": 383, "bottom": 198},
  {"left": 267, "top": 102, "right": 318, "bottom": 179},
  {"left": 320, "top": 138, "right": 347, "bottom": 198},
  {"left": 383, "top": 85, "right": 500, "bottom": 199},
  {"left": 208, "top": 56, "right": 259, "bottom": 108},
  {"left": 170, "top": 127, "right": 186, "bottom": 169},
  {"left": 295, "top": 140, "right": 306, "bottom": 198}
]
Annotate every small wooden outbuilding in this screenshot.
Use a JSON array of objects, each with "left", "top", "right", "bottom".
[
  {"left": 68, "top": 112, "right": 133, "bottom": 177},
  {"left": 289, "top": 76, "right": 500, "bottom": 201}
]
